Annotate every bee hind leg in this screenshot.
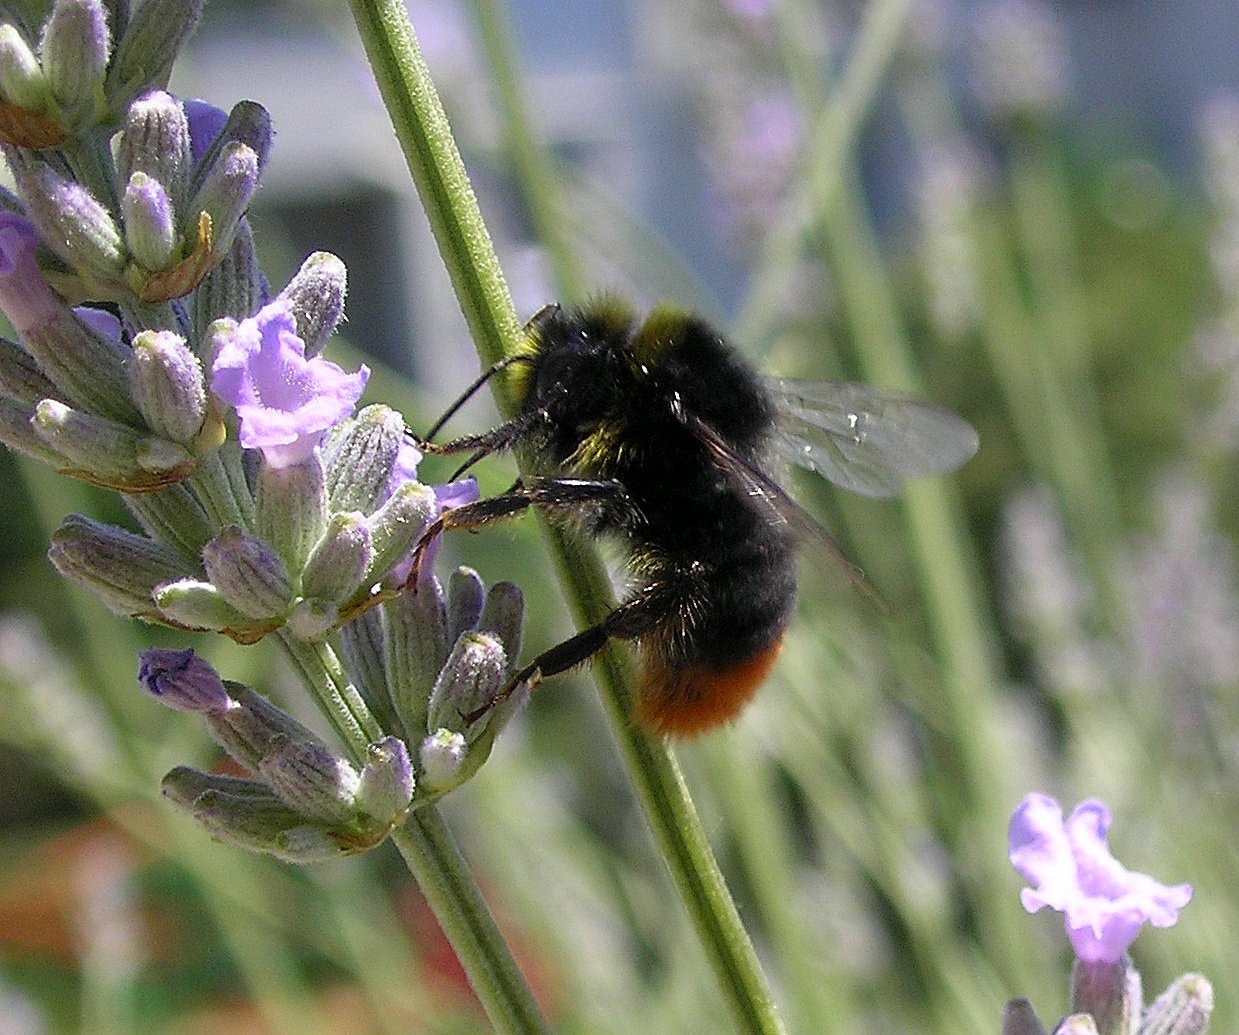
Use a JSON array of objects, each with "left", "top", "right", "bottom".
[{"left": 462, "top": 584, "right": 675, "bottom": 725}]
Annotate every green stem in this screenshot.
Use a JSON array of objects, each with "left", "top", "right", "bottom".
[
  {"left": 346, "top": 0, "right": 521, "bottom": 375},
  {"left": 737, "top": 0, "right": 913, "bottom": 346},
  {"left": 277, "top": 635, "right": 380, "bottom": 756},
  {"left": 391, "top": 810, "right": 552, "bottom": 1035},
  {"left": 348, "top": 2, "right": 787, "bottom": 1031},
  {"left": 543, "top": 530, "right": 787, "bottom": 1035},
  {"left": 821, "top": 166, "right": 1022, "bottom": 974},
  {"left": 466, "top": 0, "right": 587, "bottom": 303},
  {"left": 189, "top": 449, "right": 246, "bottom": 529}
]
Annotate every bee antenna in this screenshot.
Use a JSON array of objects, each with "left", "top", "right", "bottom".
[{"left": 424, "top": 353, "right": 534, "bottom": 441}]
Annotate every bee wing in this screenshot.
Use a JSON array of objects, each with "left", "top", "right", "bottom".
[
  {"left": 684, "top": 414, "right": 879, "bottom": 602},
  {"left": 767, "top": 378, "right": 979, "bottom": 499}
]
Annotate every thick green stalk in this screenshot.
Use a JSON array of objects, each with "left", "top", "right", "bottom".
[
  {"left": 391, "top": 811, "right": 552, "bottom": 1035},
  {"left": 347, "top": 2, "right": 787, "bottom": 1031}
]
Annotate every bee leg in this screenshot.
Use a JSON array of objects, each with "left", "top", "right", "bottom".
[
  {"left": 405, "top": 476, "right": 637, "bottom": 588},
  {"left": 462, "top": 584, "right": 673, "bottom": 725}
]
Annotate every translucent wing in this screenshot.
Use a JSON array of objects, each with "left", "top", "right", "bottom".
[
  {"left": 767, "top": 378, "right": 979, "bottom": 499},
  {"left": 685, "top": 414, "right": 879, "bottom": 602}
]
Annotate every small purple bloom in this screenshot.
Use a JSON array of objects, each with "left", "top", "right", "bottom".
[
  {"left": 0, "top": 211, "right": 63, "bottom": 336},
  {"left": 138, "top": 647, "right": 232, "bottom": 714},
  {"left": 184, "top": 99, "right": 228, "bottom": 164},
  {"left": 210, "top": 299, "right": 369, "bottom": 469},
  {"left": 1009, "top": 793, "right": 1192, "bottom": 962}
]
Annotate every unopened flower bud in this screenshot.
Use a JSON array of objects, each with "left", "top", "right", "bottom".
[
  {"left": 17, "top": 163, "right": 124, "bottom": 279},
  {"left": 478, "top": 581, "right": 524, "bottom": 672},
  {"left": 187, "top": 99, "right": 271, "bottom": 195},
  {"left": 33, "top": 397, "right": 194, "bottom": 489},
  {"left": 278, "top": 251, "right": 347, "bottom": 359},
  {"left": 49, "top": 513, "right": 190, "bottom": 616},
  {"left": 185, "top": 140, "right": 257, "bottom": 260},
  {"left": 258, "top": 736, "right": 360, "bottom": 825},
  {"left": 256, "top": 456, "right": 327, "bottom": 574},
  {"left": 383, "top": 572, "right": 449, "bottom": 738},
  {"left": 0, "top": 394, "right": 66, "bottom": 466},
  {"left": 122, "top": 172, "right": 178, "bottom": 271},
  {"left": 447, "top": 567, "right": 485, "bottom": 645},
  {"left": 0, "top": 334, "right": 57, "bottom": 405},
  {"left": 129, "top": 329, "right": 207, "bottom": 444},
  {"left": 201, "top": 681, "right": 322, "bottom": 773},
  {"left": 419, "top": 728, "right": 467, "bottom": 792},
  {"left": 107, "top": 0, "right": 203, "bottom": 110},
  {"left": 301, "top": 512, "right": 372, "bottom": 602},
  {"left": 0, "top": 24, "right": 51, "bottom": 111},
  {"left": 0, "top": 211, "right": 135, "bottom": 423},
  {"left": 1001, "top": 999, "right": 1047, "bottom": 1035},
  {"left": 202, "top": 526, "right": 293, "bottom": 620},
  {"left": 1140, "top": 974, "right": 1213, "bottom": 1035},
  {"left": 366, "top": 481, "right": 436, "bottom": 584},
  {"left": 323, "top": 404, "right": 405, "bottom": 514},
  {"left": 137, "top": 647, "right": 231, "bottom": 713},
  {"left": 116, "top": 90, "right": 191, "bottom": 210},
  {"left": 161, "top": 766, "right": 347, "bottom": 864},
  {"left": 284, "top": 597, "right": 339, "bottom": 642},
  {"left": 152, "top": 578, "right": 255, "bottom": 634},
  {"left": 354, "top": 736, "right": 414, "bottom": 822},
  {"left": 40, "top": 0, "right": 110, "bottom": 129},
  {"left": 426, "top": 631, "right": 507, "bottom": 739}
]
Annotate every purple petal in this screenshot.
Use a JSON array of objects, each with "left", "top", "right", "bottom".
[
  {"left": 1009, "top": 793, "right": 1192, "bottom": 963},
  {"left": 211, "top": 299, "right": 369, "bottom": 469},
  {"left": 184, "top": 99, "right": 228, "bottom": 164},
  {"left": 0, "top": 211, "right": 63, "bottom": 335}
]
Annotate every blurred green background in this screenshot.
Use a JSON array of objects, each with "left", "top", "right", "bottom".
[{"left": 1, "top": 0, "right": 1236, "bottom": 1031}]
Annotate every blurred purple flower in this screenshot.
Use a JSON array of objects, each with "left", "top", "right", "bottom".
[
  {"left": 210, "top": 298, "right": 369, "bottom": 469},
  {"left": 1009, "top": 793, "right": 1192, "bottom": 962},
  {"left": 0, "top": 210, "right": 63, "bottom": 336}
]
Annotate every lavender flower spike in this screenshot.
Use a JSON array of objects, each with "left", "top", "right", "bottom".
[
  {"left": 210, "top": 298, "right": 369, "bottom": 469},
  {"left": 1009, "top": 793, "right": 1192, "bottom": 963}
]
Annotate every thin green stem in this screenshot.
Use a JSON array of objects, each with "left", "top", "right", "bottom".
[
  {"left": 189, "top": 449, "right": 246, "bottom": 529},
  {"left": 277, "top": 634, "right": 380, "bottom": 756},
  {"left": 737, "top": 0, "right": 913, "bottom": 347},
  {"left": 820, "top": 166, "right": 1023, "bottom": 975},
  {"left": 466, "top": 0, "right": 587, "bottom": 303},
  {"left": 348, "top": 2, "right": 787, "bottom": 1031},
  {"left": 391, "top": 811, "right": 552, "bottom": 1035},
  {"left": 346, "top": 0, "right": 521, "bottom": 378}
]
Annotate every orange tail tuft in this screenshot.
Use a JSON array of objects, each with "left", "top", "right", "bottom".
[{"left": 634, "top": 637, "right": 784, "bottom": 737}]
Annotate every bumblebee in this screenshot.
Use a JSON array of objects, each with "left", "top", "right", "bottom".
[{"left": 410, "top": 300, "right": 978, "bottom": 736}]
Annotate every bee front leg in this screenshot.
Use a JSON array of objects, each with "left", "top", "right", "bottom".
[{"left": 405, "top": 476, "right": 638, "bottom": 589}]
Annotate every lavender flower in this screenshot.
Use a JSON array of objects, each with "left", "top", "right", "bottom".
[
  {"left": 1009, "top": 793, "right": 1192, "bottom": 963},
  {"left": 137, "top": 647, "right": 231, "bottom": 714},
  {"left": 210, "top": 298, "right": 370, "bottom": 469}
]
